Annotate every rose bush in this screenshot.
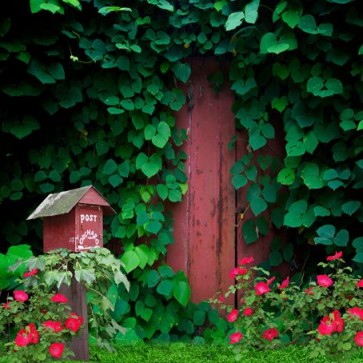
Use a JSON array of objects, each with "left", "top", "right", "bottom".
[
  {"left": 0, "top": 269, "right": 84, "bottom": 362},
  {"left": 211, "top": 252, "right": 363, "bottom": 361}
]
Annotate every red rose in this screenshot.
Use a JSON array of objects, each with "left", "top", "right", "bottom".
[
  {"left": 318, "top": 320, "right": 334, "bottom": 336},
  {"left": 227, "top": 309, "right": 239, "bottom": 323},
  {"left": 65, "top": 313, "right": 83, "bottom": 333},
  {"left": 326, "top": 251, "right": 343, "bottom": 261},
  {"left": 51, "top": 293, "right": 68, "bottom": 303},
  {"left": 14, "top": 324, "right": 39, "bottom": 347},
  {"left": 238, "top": 256, "right": 254, "bottom": 265},
  {"left": 229, "top": 267, "right": 248, "bottom": 279},
  {"left": 14, "top": 329, "right": 31, "bottom": 347},
  {"left": 348, "top": 307, "right": 363, "bottom": 320},
  {"left": 357, "top": 279, "right": 363, "bottom": 288},
  {"left": 243, "top": 307, "right": 254, "bottom": 316},
  {"left": 317, "top": 275, "right": 333, "bottom": 287},
  {"left": 3, "top": 302, "right": 12, "bottom": 309},
  {"left": 43, "top": 321, "right": 64, "bottom": 332},
  {"left": 355, "top": 332, "right": 363, "bottom": 347},
  {"left": 279, "top": 276, "right": 290, "bottom": 290},
  {"left": 254, "top": 278, "right": 274, "bottom": 295},
  {"left": 49, "top": 342, "right": 65, "bottom": 359},
  {"left": 23, "top": 268, "right": 38, "bottom": 278},
  {"left": 229, "top": 331, "right": 243, "bottom": 344},
  {"left": 262, "top": 328, "right": 278, "bottom": 341},
  {"left": 14, "top": 290, "right": 29, "bottom": 302}
]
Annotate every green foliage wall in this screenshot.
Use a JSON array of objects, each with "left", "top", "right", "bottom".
[{"left": 1, "top": 0, "right": 362, "bottom": 341}]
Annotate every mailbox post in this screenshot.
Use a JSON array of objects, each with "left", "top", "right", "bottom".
[{"left": 27, "top": 185, "right": 116, "bottom": 361}]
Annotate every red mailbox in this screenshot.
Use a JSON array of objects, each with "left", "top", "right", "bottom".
[{"left": 27, "top": 185, "right": 115, "bottom": 253}]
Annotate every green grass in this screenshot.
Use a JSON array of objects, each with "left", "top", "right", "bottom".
[
  {"left": 72, "top": 343, "right": 363, "bottom": 363},
  {"left": 2, "top": 343, "right": 363, "bottom": 362}
]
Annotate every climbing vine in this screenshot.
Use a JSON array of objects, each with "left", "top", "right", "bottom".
[{"left": 1, "top": 0, "right": 362, "bottom": 342}]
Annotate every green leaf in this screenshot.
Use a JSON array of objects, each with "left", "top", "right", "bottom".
[
  {"left": 353, "top": 237, "right": 363, "bottom": 249},
  {"left": 144, "top": 124, "right": 156, "bottom": 140},
  {"left": 244, "top": 0, "right": 259, "bottom": 24},
  {"left": 147, "top": 270, "right": 160, "bottom": 288},
  {"left": 307, "top": 77, "right": 343, "bottom": 98},
  {"left": 173, "top": 278, "right": 191, "bottom": 306},
  {"left": 103, "top": 159, "right": 118, "bottom": 175},
  {"left": 149, "top": 0, "right": 174, "bottom": 11},
  {"left": 314, "top": 224, "right": 336, "bottom": 245},
  {"left": 247, "top": 183, "right": 267, "bottom": 215},
  {"left": 231, "top": 77, "right": 257, "bottom": 96},
  {"left": 157, "top": 279, "right": 173, "bottom": 297},
  {"left": 152, "top": 122, "right": 171, "bottom": 148},
  {"left": 74, "top": 268, "right": 96, "bottom": 285},
  {"left": 171, "top": 62, "right": 191, "bottom": 83},
  {"left": 225, "top": 12, "right": 245, "bottom": 31},
  {"left": 242, "top": 219, "right": 258, "bottom": 244},
  {"left": 158, "top": 265, "right": 174, "bottom": 278},
  {"left": 249, "top": 131, "right": 266, "bottom": 150},
  {"left": 144, "top": 221, "right": 162, "bottom": 234},
  {"left": 301, "top": 163, "right": 323, "bottom": 189},
  {"left": 232, "top": 175, "right": 248, "bottom": 189},
  {"left": 135, "top": 153, "right": 162, "bottom": 178},
  {"left": 260, "top": 33, "right": 289, "bottom": 54},
  {"left": 156, "top": 184, "right": 168, "bottom": 200},
  {"left": 342, "top": 201, "right": 361, "bottom": 216},
  {"left": 284, "top": 200, "right": 308, "bottom": 227},
  {"left": 277, "top": 168, "right": 295, "bottom": 185},
  {"left": 98, "top": 6, "right": 131, "bottom": 15},
  {"left": 121, "top": 250, "right": 140, "bottom": 273},
  {"left": 3, "top": 116, "right": 40, "bottom": 139},
  {"left": 269, "top": 251, "right": 283, "bottom": 266},
  {"left": 353, "top": 253, "right": 363, "bottom": 264},
  {"left": 334, "top": 229, "right": 349, "bottom": 247},
  {"left": 286, "top": 141, "right": 305, "bottom": 157}
]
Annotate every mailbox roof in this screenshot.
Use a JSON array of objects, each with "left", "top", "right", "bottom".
[{"left": 27, "top": 185, "right": 116, "bottom": 220}]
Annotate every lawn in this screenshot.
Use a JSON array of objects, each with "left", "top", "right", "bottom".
[{"left": 61, "top": 343, "right": 363, "bottom": 363}]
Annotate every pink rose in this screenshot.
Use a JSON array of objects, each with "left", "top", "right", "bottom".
[
  {"left": 348, "top": 307, "right": 363, "bottom": 320},
  {"left": 229, "top": 331, "right": 243, "bottom": 344},
  {"left": 65, "top": 313, "right": 83, "bottom": 333},
  {"left": 238, "top": 256, "right": 254, "bottom": 265},
  {"left": 355, "top": 332, "right": 363, "bottom": 347},
  {"left": 49, "top": 342, "right": 65, "bottom": 359},
  {"left": 255, "top": 282, "right": 270, "bottom": 295},
  {"left": 262, "top": 328, "right": 278, "bottom": 341},
  {"left": 227, "top": 309, "right": 239, "bottom": 323},
  {"left": 23, "top": 268, "right": 38, "bottom": 278},
  {"left": 51, "top": 293, "right": 68, "bottom": 303},
  {"left": 243, "top": 307, "right": 253, "bottom": 316},
  {"left": 326, "top": 251, "right": 343, "bottom": 261},
  {"left": 229, "top": 267, "right": 248, "bottom": 279},
  {"left": 317, "top": 275, "right": 333, "bottom": 287},
  {"left": 14, "top": 290, "right": 29, "bottom": 302},
  {"left": 43, "top": 321, "right": 64, "bottom": 332},
  {"left": 279, "top": 276, "right": 290, "bottom": 290}
]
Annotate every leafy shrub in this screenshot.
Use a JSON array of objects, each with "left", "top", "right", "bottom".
[{"left": 212, "top": 252, "right": 363, "bottom": 361}]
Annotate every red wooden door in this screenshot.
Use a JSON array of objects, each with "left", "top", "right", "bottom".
[{"left": 167, "top": 58, "right": 283, "bottom": 304}]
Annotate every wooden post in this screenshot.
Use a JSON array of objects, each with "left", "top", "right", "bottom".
[
  {"left": 167, "top": 57, "right": 236, "bottom": 303},
  {"left": 59, "top": 276, "right": 89, "bottom": 361}
]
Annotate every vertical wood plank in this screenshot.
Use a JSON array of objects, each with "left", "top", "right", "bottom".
[
  {"left": 60, "top": 277, "right": 89, "bottom": 361},
  {"left": 168, "top": 58, "right": 236, "bottom": 303}
]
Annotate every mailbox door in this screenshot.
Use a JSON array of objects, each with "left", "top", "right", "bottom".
[{"left": 75, "top": 205, "right": 103, "bottom": 252}]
